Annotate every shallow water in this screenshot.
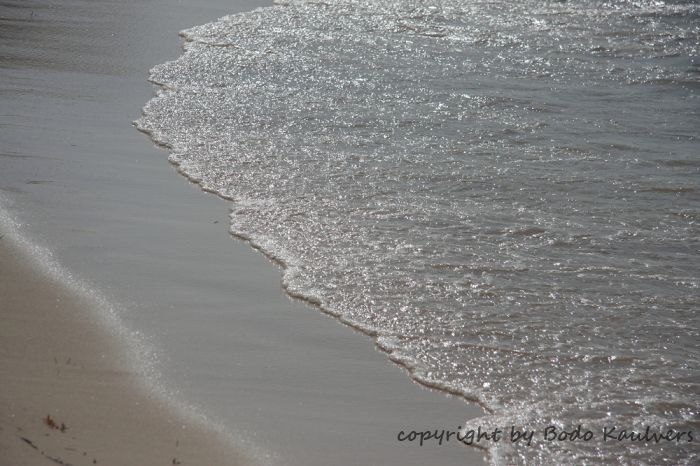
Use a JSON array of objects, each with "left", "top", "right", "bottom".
[{"left": 137, "top": 1, "right": 699, "bottom": 464}]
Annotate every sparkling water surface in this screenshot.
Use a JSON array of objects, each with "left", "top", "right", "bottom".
[{"left": 137, "top": 1, "right": 700, "bottom": 464}]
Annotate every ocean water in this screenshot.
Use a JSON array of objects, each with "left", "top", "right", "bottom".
[{"left": 136, "top": 0, "right": 699, "bottom": 464}]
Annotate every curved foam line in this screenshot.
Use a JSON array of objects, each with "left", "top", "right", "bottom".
[{"left": 132, "top": 9, "right": 494, "bottom": 464}]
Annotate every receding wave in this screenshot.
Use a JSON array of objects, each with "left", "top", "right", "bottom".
[{"left": 137, "top": 1, "right": 700, "bottom": 464}]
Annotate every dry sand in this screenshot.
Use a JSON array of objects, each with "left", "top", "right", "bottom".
[{"left": 0, "top": 239, "right": 250, "bottom": 466}]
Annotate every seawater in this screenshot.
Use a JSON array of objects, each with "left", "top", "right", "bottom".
[{"left": 137, "top": 1, "right": 699, "bottom": 464}]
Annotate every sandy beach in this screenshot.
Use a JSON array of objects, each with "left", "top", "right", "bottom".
[
  {"left": 0, "top": 235, "right": 251, "bottom": 466},
  {"left": 1, "top": 1, "right": 487, "bottom": 465}
]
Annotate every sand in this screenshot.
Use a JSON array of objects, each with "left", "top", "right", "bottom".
[
  {"left": 0, "top": 238, "right": 251, "bottom": 466},
  {"left": 0, "top": 0, "right": 488, "bottom": 465}
]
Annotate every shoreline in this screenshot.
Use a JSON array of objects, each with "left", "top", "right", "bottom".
[
  {"left": 0, "top": 227, "right": 251, "bottom": 466},
  {"left": 0, "top": 0, "right": 488, "bottom": 465},
  {"left": 136, "top": 21, "right": 491, "bottom": 422}
]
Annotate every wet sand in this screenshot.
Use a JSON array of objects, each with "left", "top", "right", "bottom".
[{"left": 0, "top": 0, "right": 487, "bottom": 465}]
